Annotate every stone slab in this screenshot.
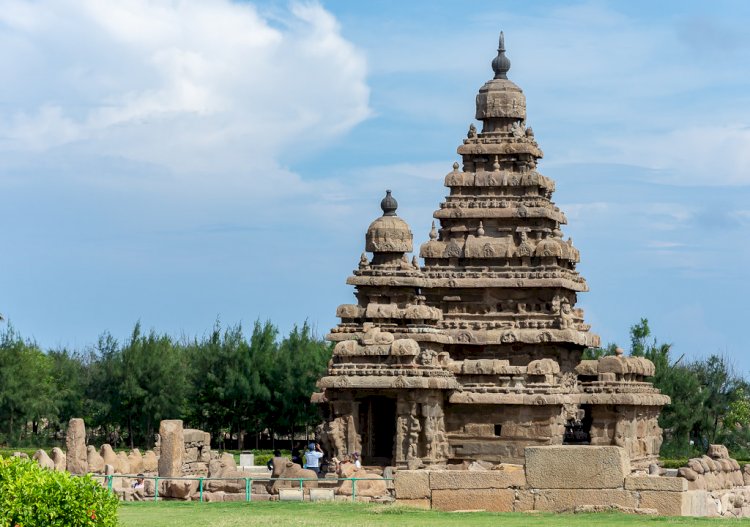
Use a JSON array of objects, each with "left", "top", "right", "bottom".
[
  {"left": 396, "top": 498, "right": 431, "bottom": 510},
  {"left": 432, "top": 489, "right": 515, "bottom": 512},
  {"left": 394, "top": 470, "right": 430, "bottom": 499},
  {"left": 525, "top": 446, "right": 629, "bottom": 489},
  {"left": 65, "top": 418, "right": 88, "bottom": 475},
  {"left": 625, "top": 476, "right": 688, "bottom": 492},
  {"left": 429, "top": 469, "right": 525, "bottom": 490},
  {"left": 534, "top": 489, "right": 637, "bottom": 512},
  {"left": 309, "top": 489, "right": 335, "bottom": 502},
  {"left": 158, "top": 420, "right": 184, "bottom": 478},
  {"left": 239, "top": 453, "right": 255, "bottom": 467},
  {"left": 638, "top": 491, "right": 687, "bottom": 516},
  {"left": 279, "top": 489, "right": 304, "bottom": 501},
  {"left": 684, "top": 490, "right": 708, "bottom": 517}
]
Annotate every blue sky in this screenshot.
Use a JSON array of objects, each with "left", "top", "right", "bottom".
[{"left": 1, "top": 1, "right": 749, "bottom": 370}]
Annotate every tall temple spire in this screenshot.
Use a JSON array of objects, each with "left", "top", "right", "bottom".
[{"left": 492, "top": 31, "right": 511, "bottom": 80}]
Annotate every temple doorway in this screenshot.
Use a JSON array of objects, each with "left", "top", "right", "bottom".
[{"left": 360, "top": 396, "right": 396, "bottom": 465}]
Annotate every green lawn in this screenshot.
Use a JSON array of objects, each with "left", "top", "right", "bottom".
[{"left": 119, "top": 502, "right": 750, "bottom": 526}]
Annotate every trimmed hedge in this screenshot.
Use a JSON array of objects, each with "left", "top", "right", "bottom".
[{"left": 0, "top": 457, "right": 118, "bottom": 527}]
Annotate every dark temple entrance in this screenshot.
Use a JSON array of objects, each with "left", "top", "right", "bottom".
[{"left": 360, "top": 396, "right": 396, "bottom": 465}]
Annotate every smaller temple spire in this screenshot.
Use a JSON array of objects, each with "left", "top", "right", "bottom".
[
  {"left": 492, "top": 31, "right": 511, "bottom": 80},
  {"left": 381, "top": 189, "right": 398, "bottom": 216}
]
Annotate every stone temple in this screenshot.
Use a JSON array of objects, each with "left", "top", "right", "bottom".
[{"left": 313, "top": 33, "right": 670, "bottom": 470}]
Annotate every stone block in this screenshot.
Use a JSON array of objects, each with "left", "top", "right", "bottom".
[
  {"left": 309, "top": 489, "right": 335, "bottom": 502},
  {"left": 394, "top": 470, "right": 430, "bottom": 499},
  {"left": 429, "top": 469, "right": 525, "bottom": 490},
  {"left": 158, "top": 420, "right": 184, "bottom": 477},
  {"left": 203, "top": 491, "right": 224, "bottom": 502},
  {"left": 525, "top": 446, "right": 628, "bottom": 489},
  {"left": 625, "top": 476, "right": 688, "bottom": 492},
  {"left": 534, "top": 489, "right": 636, "bottom": 512},
  {"left": 223, "top": 493, "right": 246, "bottom": 502},
  {"left": 279, "top": 489, "right": 303, "bottom": 501},
  {"left": 514, "top": 490, "right": 535, "bottom": 512},
  {"left": 396, "top": 498, "right": 431, "bottom": 509},
  {"left": 184, "top": 447, "right": 199, "bottom": 463},
  {"left": 239, "top": 453, "right": 255, "bottom": 467},
  {"left": 638, "top": 491, "right": 684, "bottom": 516},
  {"left": 65, "top": 418, "right": 88, "bottom": 475},
  {"left": 431, "top": 488, "right": 515, "bottom": 512},
  {"left": 685, "top": 490, "right": 708, "bottom": 517}
]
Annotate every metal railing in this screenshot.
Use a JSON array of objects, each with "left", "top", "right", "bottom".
[{"left": 100, "top": 474, "right": 392, "bottom": 503}]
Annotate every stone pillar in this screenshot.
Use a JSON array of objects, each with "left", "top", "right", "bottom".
[
  {"left": 158, "top": 419, "right": 184, "bottom": 477},
  {"left": 65, "top": 418, "right": 88, "bottom": 474}
]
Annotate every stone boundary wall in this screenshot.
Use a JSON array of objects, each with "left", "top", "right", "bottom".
[{"left": 394, "top": 445, "right": 750, "bottom": 517}]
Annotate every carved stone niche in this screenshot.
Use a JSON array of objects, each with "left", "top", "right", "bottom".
[{"left": 318, "top": 399, "right": 362, "bottom": 459}]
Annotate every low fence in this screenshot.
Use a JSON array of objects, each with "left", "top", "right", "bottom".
[{"left": 101, "top": 474, "right": 392, "bottom": 503}]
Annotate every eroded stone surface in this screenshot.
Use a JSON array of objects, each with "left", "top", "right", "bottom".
[
  {"left": 525, "top": 446, "right": 628, "bottom": 489},
  {"left": 431, "top": 488, "right": 515, "bottom": 512}
]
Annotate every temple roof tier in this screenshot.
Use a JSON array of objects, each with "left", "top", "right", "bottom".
[
  {"left": 348, "top": 273, "right": 588, "bottom": 291},
  {"left": 449, "top": 392, "right": 671, "bottom": 406},
  {"left": 440, "top": 327, "right": 599, "bottom": 348},
  {"left": 433, "top": 206, "right": 566, "bottom": 223},
  {"left": 317, "top": 375, "right": 460, "bottom": 390},
  {"left": 443, "top": 170, "right": 554, "bottom": 190},
  {"left": 326, "top": 330, "right": 453, "bottom": 344},
  {"left": 457, "top": 140, "right": 542, "bottom": 158}
]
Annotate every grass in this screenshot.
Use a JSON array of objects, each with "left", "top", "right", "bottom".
[{"left": 119, "top": 502, "right": 750, "bottom": 527}]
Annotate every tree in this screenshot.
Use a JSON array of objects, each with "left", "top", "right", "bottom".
[
  {"left": 0, "top": 324, "right": 57, "bottom": 443},
  {"left": 270, "top": 323, "right": 331, "bottom": 445}
]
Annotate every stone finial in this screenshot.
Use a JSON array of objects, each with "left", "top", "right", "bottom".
[
  {"left": 452, "top": 161, "right": 459, "bottom": 172},
  {"left": 429, "top": 221, "right": 438, "bottom": 241},
  {"left": 477, "top": 221, "right": 485, "bottom": 237},
  {"left": 493, "top": 155, "right": 500, "bottom": 172},
  {"left": 381, "top": 190, "right": 398, "bottom": 216},
  {"left": 615, "top": 347, "right": 624, "bottom": 357},
  {"left": 492, "top": 31, "right": 511, "bottom": 80}
]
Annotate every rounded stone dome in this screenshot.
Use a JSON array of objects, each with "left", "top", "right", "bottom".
[
  {"left": 365, "top": 190, "right": 413, "bottom": 253},
  {"left": 475, "top": 78, "right": 526, "bottom": 121}
]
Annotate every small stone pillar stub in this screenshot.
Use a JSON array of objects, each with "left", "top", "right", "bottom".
[
  {"left": 158, "top": 419, "right": 184, "bottom": 477},
  {"left": 65, "top": 418, "right": 88, "bottom": 475}
]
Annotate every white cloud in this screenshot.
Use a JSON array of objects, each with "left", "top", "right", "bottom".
[
  {"left": 0, "top": 0, "right": 370, "bottom": 186},
  {"left": 594, "top": 125, "right": 750, "bottom": 186}
]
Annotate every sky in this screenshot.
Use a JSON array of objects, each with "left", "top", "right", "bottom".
[{"left": 1, "top": 1, "right": 749, "bottom": 371}]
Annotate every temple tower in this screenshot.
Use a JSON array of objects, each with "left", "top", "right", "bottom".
[{"left": 314, "top": 33, "right": 669, "bottom": 469}]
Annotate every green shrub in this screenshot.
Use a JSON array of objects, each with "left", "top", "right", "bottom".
[{"left": 0, "top": 457, "right": 118, "bottom": 527}]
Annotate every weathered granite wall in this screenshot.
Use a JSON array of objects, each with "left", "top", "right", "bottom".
[{"left": 393, "top": 445, "right": 750, "bottom": 517}]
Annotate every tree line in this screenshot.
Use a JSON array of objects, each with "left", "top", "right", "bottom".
[
  {"left": 585, "top": 319, "right": 750, "bottom": 458},
  {"left": 0, "top": 320, "right": 331, "bottom": 450}
]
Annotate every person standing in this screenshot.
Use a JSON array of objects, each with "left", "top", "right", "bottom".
[{"left": 303, "top": 442, "right": 324, "bottom": 476}]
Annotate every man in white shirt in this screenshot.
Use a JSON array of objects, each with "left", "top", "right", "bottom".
[{"left": 304, "top": 442, "right": 324, "bottom": 476}]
